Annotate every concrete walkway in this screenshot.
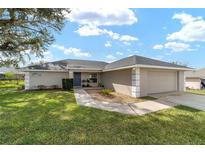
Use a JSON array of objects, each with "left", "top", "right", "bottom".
[{"left": 74, "top": 89, "right": 176, "bottom": 115}]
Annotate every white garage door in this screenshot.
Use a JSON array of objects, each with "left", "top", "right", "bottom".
[{"left": 147, "top": 71, "right": 177, "bottom": 94}]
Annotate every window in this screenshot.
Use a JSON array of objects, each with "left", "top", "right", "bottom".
[{"left": 89, "top": 73, "right": 97, "bottom": 83}]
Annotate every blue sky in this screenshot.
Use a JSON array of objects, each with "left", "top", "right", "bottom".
[{"left": 32, "top": 9, "right": 205, "bottom": 68}]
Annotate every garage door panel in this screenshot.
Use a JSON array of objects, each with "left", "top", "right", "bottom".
[{"left": 147, "top": 71, "right": 177, "bottom": 94}]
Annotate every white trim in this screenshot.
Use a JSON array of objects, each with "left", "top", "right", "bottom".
[
  {"left": 69, "top": 69, "right": 102, "bottom": 72},
  {"left": 22, "top": 68, "right": 102, "bottom": 73},
  {"left": 22, "top": 69, "right": 69, "bottom": 72},
  {"left": 103, "top": 64, "right": 192, "bottom": 72},
  {"left": 137, "top": 64, "right": 192, "bottom": 71}
]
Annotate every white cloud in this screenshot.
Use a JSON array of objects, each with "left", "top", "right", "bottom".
[
  {"left": 76, "top": 25, "right": 138, "bottom": 44},
  {"left": 116, "top": 51, "right": 123, "bottom": 55},
  {"left": 106, "top": 54, "right": 116, "bottom": 59},
  {"left": 52, "top": 44, "right": 91, "bottom": 57},
  {"left": 153, "top": 44, "right": 163, "bottom": 50},
  {"left": 68, "top": 8, "right": 137, "bottom": 26},
  {"left": 153, "top": 42, "right": 192, "bottom": 52},
  {"left": 105, "top": 41, "right": 112, "bottom": 47},
  {"left": 172, "top": 13, "right": 202, "bottom": 24},
  {"left": 164, "top": 42, "right": 191, "bottom": 52},
  {"left": 75, "top": 25, "right": 103, "bottom": 36},
  {"left": 119, "top": 35, "right": 138, "bottom": 42},
  {"left": 167, "top": 13, "right": 205, "bottom": 42},
  {"left": 70, "top": 9, "right": 138, "bottom": 44}
]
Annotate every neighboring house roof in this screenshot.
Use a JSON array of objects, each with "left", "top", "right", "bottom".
[
  {"left": 22, "top": 55, "right": 191, "bottom": 72},
  {"left": 0, "top": 67, "right": 24, "bottom": 74},
  {"left": 185, "top": 68, "right": 205, "bottom": 79}
]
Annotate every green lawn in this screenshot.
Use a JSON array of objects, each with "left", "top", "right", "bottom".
[
  {"left": 0, "top": 90, "right": 205, "bottom": 144},
  {"left": 186, "top": 89, "right": 205, "bottom": 96},
  {"left": 0, "top": 80, "right": 24, "bottom": 89}
]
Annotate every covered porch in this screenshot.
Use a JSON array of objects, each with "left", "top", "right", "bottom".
[{"left": 72, "top": 71, "right": 102, "bottom": 88}]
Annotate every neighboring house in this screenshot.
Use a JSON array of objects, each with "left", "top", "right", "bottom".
[
  {"left": 22, "top": 55, "right": 191, "bottom": 97},
  {"left": 0, "top": 66, "right": 25, "bottom": 79},
  {"left": 185, "top": 68, "right": 205, "bottom": 89}
]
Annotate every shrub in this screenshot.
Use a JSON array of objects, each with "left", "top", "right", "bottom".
[
  {"left": 100, "top": 89, "right": 113, "bottom": 95},
  {"left": 62, "top": 79, "right": 73, "bottom": 90},
  {"left": 98, "top": 82, "right": 104, "bottom": 87},
  {"left": 17, "top": 84, "right": 25, "bottom": 90},
  {"left": 82, "top": 79, "right": 86, "bottom": 83}
]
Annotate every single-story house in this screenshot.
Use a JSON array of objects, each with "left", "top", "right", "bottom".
[
  {"left": 22, "top": 55, "right": 191, "bottom": 97},
  {"left": 185, "top": 68, "right": 205, "bottom": 89}
]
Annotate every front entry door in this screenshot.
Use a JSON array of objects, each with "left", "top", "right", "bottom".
[{"left": 74, "top": 72, "right": 81, "bottom": 87}]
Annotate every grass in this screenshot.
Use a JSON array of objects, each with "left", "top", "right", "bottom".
[
  {"left": 186, "top": 89, "right": 205, "bottom": 96},
  {"left": 0, "top": 80, "right": 24, "bottom": 89},
  {"left": 0, "top": 90, "right": 205, "bottom": 144}
]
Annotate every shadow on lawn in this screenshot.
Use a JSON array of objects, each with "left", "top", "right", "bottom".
[{"left": 0, "top": 90, "right": 205, "bottom": 145}]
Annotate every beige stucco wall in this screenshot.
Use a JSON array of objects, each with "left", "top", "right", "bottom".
[
  {"left": 185, "top": 78, "right": 201, "bottom": 89},
  {"left": 140, "top": 68, "right": 183, "bottom": 96},
  {"left": 27, "top": 71, "right": 69, "bottom": 89},
  {"left": 101, "top": 69, "right": 132, "bottom": 96},
  {"left": 81, "top": 72, "right": 100, "bottom": 87}
]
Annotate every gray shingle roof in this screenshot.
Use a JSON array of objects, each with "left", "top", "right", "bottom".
[
  {"left": 104, "top": 55, "right": 189, "bottom": 70},
  {"left": 25, "top": 59, "right": 108, "bottom": 71},
  {"left": 185, "top": 68, "right": 205, "bottom": 79},
  {"left": 23, "top": 55, "right": 190, "bottom": 71}
]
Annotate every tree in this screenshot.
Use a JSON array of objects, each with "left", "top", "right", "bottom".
[
  {"left": 171, "top": 61, "right": 188, "bottom": 67},
  {"left": 0, "top": 8, "right": 70, "bottom": 67},
  {"left": 4, "top": 72, "right": 14, "bottom": 80}
]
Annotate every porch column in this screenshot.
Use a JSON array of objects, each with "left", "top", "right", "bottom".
[
  {"left": 132, "top": 67, "right": 140, "bottom": 98},
  {"left": 69, "top": 71, "right": 73, "bottom": 79}
]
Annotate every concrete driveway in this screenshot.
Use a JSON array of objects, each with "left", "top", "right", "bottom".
[{"left": 152, "top": 93, "right": 205, "bottom": 111}]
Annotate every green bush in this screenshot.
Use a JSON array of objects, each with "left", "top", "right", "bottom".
[
  {"left": 62, "top": 79, "right": 73, "bottom": 90},
  {"left": 17, "top": 84, "right": 25, "bottom": 90},
  {"left": 98, "top": 82, "right": 104, "bottom": 87},
  {"left": 100, "top": 89, "right": 113, "bottom": 95}
]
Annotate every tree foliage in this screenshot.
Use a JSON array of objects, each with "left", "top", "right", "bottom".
[
  {"left": 171, "top": 61, "right": 188, "bottom": 67},
  {"left": 0, "top": 8, "right": 70, "bottom": 67},
  {"left": 4, "top": 71, "right": 14, "bottom": 79}
]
